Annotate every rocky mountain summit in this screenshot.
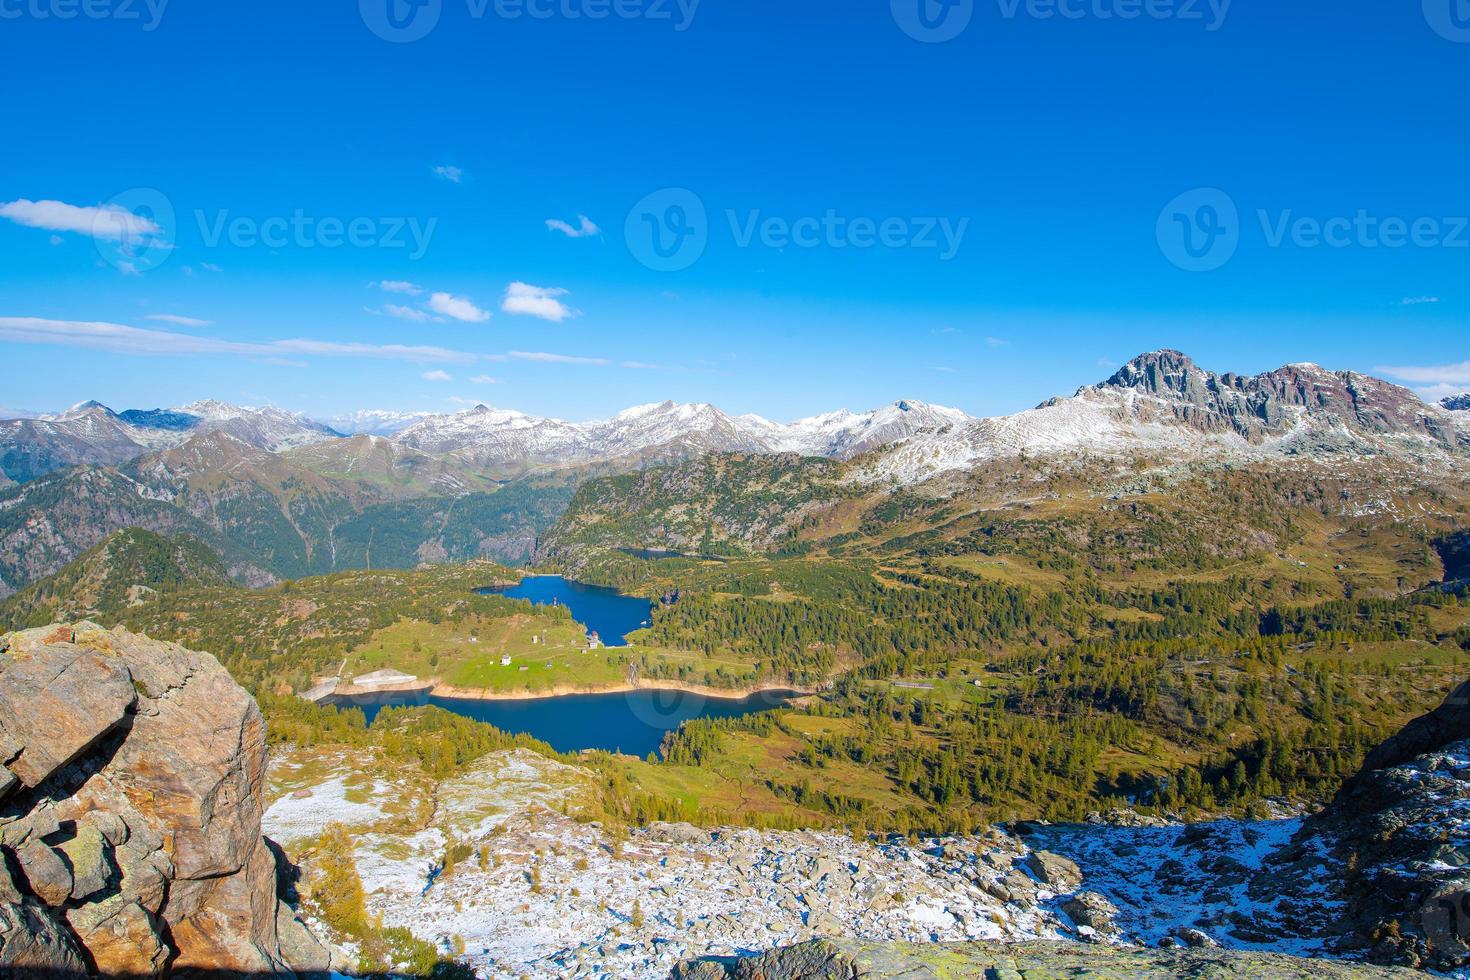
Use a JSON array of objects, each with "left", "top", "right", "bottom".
[
  {"left": 1444, "top": 394, "right": 1470, "bottom": 412},
  {"left": 1088, "top": 350, "right": 1464, "bottom": 448},
  {"left": 0, "top": 622, "right": 327, "bottom": 976}
]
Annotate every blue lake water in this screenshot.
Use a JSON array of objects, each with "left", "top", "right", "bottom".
[
  {"left": 329, "top": 688, "right": 799, "bottom": 757},
  {"left": 480, "top": 575, "right": 652, "bottom": 647}
]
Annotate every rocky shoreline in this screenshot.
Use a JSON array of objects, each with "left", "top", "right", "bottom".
[{"left": 313, "top": 676, "right": 815, "bottom": 705}]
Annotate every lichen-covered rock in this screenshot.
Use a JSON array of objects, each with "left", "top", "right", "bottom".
[
  {"left": 0, "top": 621, "right": 325, "bottom": 976},
  {"left": 58, "top": 822, "right": 112, "bottom": 900},
  {"left": 671, "top": 938, "right": 1417, "bottom": 979}
]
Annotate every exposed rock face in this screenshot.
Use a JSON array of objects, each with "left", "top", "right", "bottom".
[
  {"left": 0, "top": 622, "right": 326, "bottom": 976},
  {"left": 669, "top": 937, "right": 1414, "bottom": 979},
  {"left": 1443, "top": 394, "right": 1470, "bottom": 412},
  {"left": 1091, "top": 350, "right": 1467, "bottom": 448},
  {"left": 1320, "top": 731, "right": 1470, "bottom": 971}
]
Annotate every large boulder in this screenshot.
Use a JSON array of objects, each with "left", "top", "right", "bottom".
[{"left": 0, "top": 622, "right": 325, "bottom": 976}]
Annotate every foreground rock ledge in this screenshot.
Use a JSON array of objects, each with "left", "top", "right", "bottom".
[
  {"left": 671, "top": 938, "right": 1418, "bottom": 979},
  {"left": 0, "top": 622, "right": 327, "bottom": 977}
]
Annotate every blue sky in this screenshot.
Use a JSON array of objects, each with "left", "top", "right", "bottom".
[{"left": 1, "top": 0, "right": 1466, "bottom": 422}]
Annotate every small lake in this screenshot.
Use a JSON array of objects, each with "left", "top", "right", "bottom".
[
  {"left": 480, "top": 575, "right": 652, "bottom": 647},
  {"left": 329, "top": 688, "right": 800, "bottom": 757}
]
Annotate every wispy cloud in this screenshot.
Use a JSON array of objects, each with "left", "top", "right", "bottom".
[
  {"left": 200, "top": 262, "right": 223, "bottom": 273},
  {"left": 374, "top": 279, "right": 423, "bottom": 295},
  {"left": 985, "top": 336, "right": 1008, "bottom": 347},
  {"left": 0, "top": 198, "right": 161, "bottom": 241},
  {"left": 146, "top": 314, "right": 212, "bottom": 327},
  {"left": 620, "top": 361, "right": 667, "bottom": 371},
  {"left": 507, "top": 350, "right": 610, "bottom": 365},
  {"left": 422, "top": 369, "right": 453, "bottom": 382},
  {"left": 470, "top": 374, "right": 499, "bottom": 384},
  {"left": 1415, "top": 383, "right": 1469, "bottom": 402},
  {"left": 428, "top": 292, "right": 492, "bottom": 323},
  {"left": 1376, "top": 361, "right": 1470, "bottom": 386},
  {"left": 1401, "top": 296, "right": 1441, "bottom": 306},
  {"left": 432, "top": 165, "right": 464, "bottom": 184},
  {"left": 374, "top": 304, "right": 430, "bottom": 323},
  {"left": 501, "top": 282, "right": 575, "bottom": 322},
  {"left": 546, "top": 214, "right": 600, "bottom": 239},
  {"left": 0, "top": 317, "right": 475, "bottom": 364}
]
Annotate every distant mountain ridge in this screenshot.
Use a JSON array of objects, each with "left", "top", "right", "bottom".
[
  {"left": 0, "top": 399, "right": 341, "bottom": 482},
  {"left": 1444, "top": 393, "right": 1470, "bottom": 412},
  {"left": 0, "top": 395, "right": 974, "bottom": 484}
]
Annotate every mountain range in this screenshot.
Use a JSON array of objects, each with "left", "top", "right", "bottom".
[
  {"left": 5, "top": 352, "right": 1464, "bottom": 489},
  {"left": 1, "top": 351, "right": 1464, "bottom": 597}
]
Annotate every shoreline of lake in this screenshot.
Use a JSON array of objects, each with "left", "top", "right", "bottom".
[{"left": 313, "top": 677, "right": 816, "bottom": 705}]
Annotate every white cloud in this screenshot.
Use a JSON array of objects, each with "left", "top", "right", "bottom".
[
  {"left": 146, "top": 314, "right": 213, "bottom": 327},
  {"left": 0, "top": 316, "right": 474, "bottom": 364},
  {"left": 985, "top": 336, "right": 1008, "bottom": 347},
  {"left": 432, "top": 166, "right": 464, "bottom": 184},
  {"left": 0, "top": 198, "right": 162, "bottom": 241},
  {"left": 470, "top": 374, "right": 499, "bottom": 384},
  {"left": 422, "top": 370, "right": 453, "bottom": 382},
  {"left": 501, "top": 282, "right": 575, "bottom": 322},
  {"left": 1377, "top": 361, "right": 1470, "bottom": 386},
  {"left": 375, "top": 279, "right": 423, "bottom": 295},
  {"left": 200, "top": 262, "right": 223, "bottom": 273},
  {"left": 507, "top": 350, "right": 609, "bottom": 365},
  {"left": 1402, "top": 296, "right": 1440, "bottom": 306},
  {"left": 428, "top": 292, "right": 492, "bottom": 323},
  {"left": 377, "top": 304, "right": 430, "bottom": 322},
  {"left": 620, "top": 361, "right": 666, "bottom": 370},
  {"left": 1415, "top": 383, "right": 1469, "bottom": 402},
  {"left": 546, "top": 215, "right": 600, "bottom": 239}
]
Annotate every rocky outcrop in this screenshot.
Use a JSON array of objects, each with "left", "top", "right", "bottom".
[
  {"left": 1443, "top": 394, "right": 1470, "bottom": 412},
  {"left": 669, "top": 937, "right": 1415, "bottom": 979},
  {"left": 1087, "top": 350, "right": 1468, "bottom": 449},
  {"left": 0, "top": 622, "right": 326, "bottom": 977}
]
